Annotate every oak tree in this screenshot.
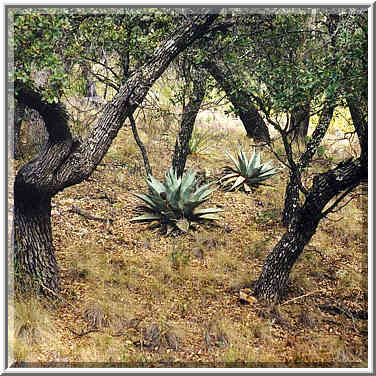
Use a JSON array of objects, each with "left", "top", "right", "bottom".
[{"left": 11, "top": 8, "right": 219, "bottom": 296}]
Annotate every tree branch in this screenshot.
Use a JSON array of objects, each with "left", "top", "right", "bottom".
[
  {"left": 55, "top": 12, "right": 219, "bottom": 188},
  {"left": 320, "top": 183, "right": 359, "bottom": 219},
  {"left": 129, "top": 113, "right": 152, "bottom": 176}
]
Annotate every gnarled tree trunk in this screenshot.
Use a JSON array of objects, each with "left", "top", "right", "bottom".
[
  {"left": 13, "top": 89, "right": 73, "bottom": 295},
  {"left": 255, "top": 91, "right": 367, "bottom": 301},
  {"left": 254, "top": 157, "right": 367, "bottom": 301},
  {"left": 172, "top": 66, "right": 208, "bottom": 177},
  {"left": 13, "top": 12, "right": 219, "bottom": 296},
  {"left": 14, "top": 194, "right": 59, "bottom": 294},
  {"left": 254, "top": 10, "right": 367, "bottom": 302}
]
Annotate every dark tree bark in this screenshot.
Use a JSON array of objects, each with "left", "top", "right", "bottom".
[
  {"left": 171, "top": 66, "right": 208, "bottom": 178},
  {"left": 25, "top": 109, "right": 49, "bottom": 157},
  {"left": 86, "top": 81, "right": 97, "bottom": 98},
  {"left": 281, "top": 175, "right": 300, "bottom": 228},
  {"left": 13, "top": 89, "right": 73, "bottom": 295},
  {"left": 82, "top": 63, "right": 98, "bottom": 98},
  {"left": 202, "top": 60, "right": 270, "bottom": 143},
  {"left": 13, "top": 12, "right": 219, "bottom": 296},
  {"left": 13, "top": 102, "right": 25, "bottom": 160},
  {"left": 288, "top": 103, "right": 310, "bottom": 144},
  {"left": 254, "top": 157, "right": 367, "bottom": 301},
  {"left": 347, "top": 98, "right": 367, "bottom": 165},
  {"left": 282, "top": 104, "right": 335, "bottom": 226}
]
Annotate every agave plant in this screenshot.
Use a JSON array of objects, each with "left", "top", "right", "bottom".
[
  {"left": 219, "top": 148, "right": 280, "bottom": 192},
  {"left": 130, "top": 167, "right": 224, "bottom": 234}
]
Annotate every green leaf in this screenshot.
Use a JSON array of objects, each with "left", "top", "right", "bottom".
[
  {"left": 130, "top": 213, "right": 161, "bottom": 222},
  {"left": 147, "top": 175, "right": 166, "bottom": 195},
  {"left": 194, "top": 207, "right": 224, "bottom": 215},
  {"left": 198, "top": 213, "right": 222, "bottom": 220},
  {"left": 230, "top": 175, "right": 246, "bottom": 191},
  {"left": 225, "top": 150, "right": 241, "bottom": 171},
  {"left": 176, "top": 218, "right": 190, "bottom": 232}
]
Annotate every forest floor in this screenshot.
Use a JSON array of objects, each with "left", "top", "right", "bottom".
[{"left": 9, "top": 109, "right": 368, "bottom": 368}]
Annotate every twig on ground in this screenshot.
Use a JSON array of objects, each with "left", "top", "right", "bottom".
[
  {"left": 70, "top": 205, "right": 114, "bottom": 224},
  {"left": 67, "top": 327, "right": 100, "bottom": 338},
  {"left": 281, "top": 289, "right": 323, "bottom": 306}
]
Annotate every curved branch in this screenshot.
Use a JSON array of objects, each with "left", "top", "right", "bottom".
[
  {"left": 56, "top": 12, "right": 219, "bottom": 188},
  {"left": 15, "top": 82, "right": 71, "bottom": 142},
  {"left": 301, "top": 157, "right": 367, "bottom": 230},
  {"left": 14, "top": 82, "right": 73, "bottom": 195}
]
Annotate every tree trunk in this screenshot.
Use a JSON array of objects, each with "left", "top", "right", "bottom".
[
  {"left": 13, "top": 87, "right": 73, "bottom": 296},
  {"left": 289, "top": 103, "right": 310, "bottom": 144},
  {"left": 13, "top": 193, "right": 59, "bottom": 295},
  {"left": 281, "top": 173, "right": 301, "bottom": 227},
  {"left": 81, "top": 63, "right": 98, "bottom": 98},
  {"left": 254, "top": 12, "right": 367, "bottom": 302},
  {"left": 13, "top": 102, "right": 25, "bottom": 160},
  {"left": 282, "top": 104, "right": 335, "bottom": 226},
  {"left": 25, "top": 109, "right": 49, "bottom": 157},
  {"left": 172, "top": 66, "right": 207, "bottom": 177},
  {"left": 202, "top": 60, "right": 270, "bottom": 143},
  {"left": 347, "top": 98, "right": 367, "bottom": 165},
  {"left": 254, "top": 157, "right": 366, "bottom": 301},
  {"left": 13, "top": 12, "right": 219, "bottom": 296},
  {"left": 253, "top": 226, "right": 312, "bottom": 301}
]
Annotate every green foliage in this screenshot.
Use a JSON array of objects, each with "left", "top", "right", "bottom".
[
  {"left": 11, "top": 9, "right": 180, "bottom": 102},
  {"left": 219, "top": 149, "right": 280, "bottom": 192},
  {"left": 13, "top": 11, "right": 71, "bottom": 102},
  {"left": 130, "top": 167, "right": 223, "bottom": 235},
  {"left": 210, "top": 9, "right": 367, "bottom": 128}
]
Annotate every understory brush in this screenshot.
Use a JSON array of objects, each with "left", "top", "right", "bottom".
[{"left": 10, "top": 101, "right": 367, "bottom": 367}]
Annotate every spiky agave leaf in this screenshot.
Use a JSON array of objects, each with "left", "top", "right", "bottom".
[
  {"left": 229, "top": 175, "right": 246, "bottom": 191},
  {"left": 133, "top": 192, "right": 161, "bottom": 211},
  {"left": 130, "top": 213, "right": 161, "bottom": 222},
  {"left": 191, "top": 206, "right": 224, "bottom": 222},
  {"left": 176, "top": 218, "right": 190, "bottom": 233},
  {"left": 131, "top": 166, "right": 223, "bottom": 234},
  {"left": 224, "top": 150, "right": 241, "bottom": 172},
  {"left": 238, "top": 149, "right": 249, "bottom": 175},
  {"left": 146, "top": 174, "right": 166, "bottom": 196},
  {"left": 219, "top": 148, "right": 280, "bottom": 191},
  {"left": 198, "top": 213, "right": 223, "bottom": 220},
  {"left": 191, "top": 181, "right": 216, "bottom": 202},
  {"left": 179, "top": 168, "right": 197, "bottom": 199},
  {"left": 164, "top": 167, "right": 181, "bottom": 197}
]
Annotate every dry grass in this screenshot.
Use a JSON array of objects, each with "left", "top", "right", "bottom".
[{"left": 10, "top": 102, "right": 368, "bottom": 369}]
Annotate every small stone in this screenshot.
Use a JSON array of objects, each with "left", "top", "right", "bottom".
[{"left": 239, "top": 289, "right": 257, "bottom": 304}]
